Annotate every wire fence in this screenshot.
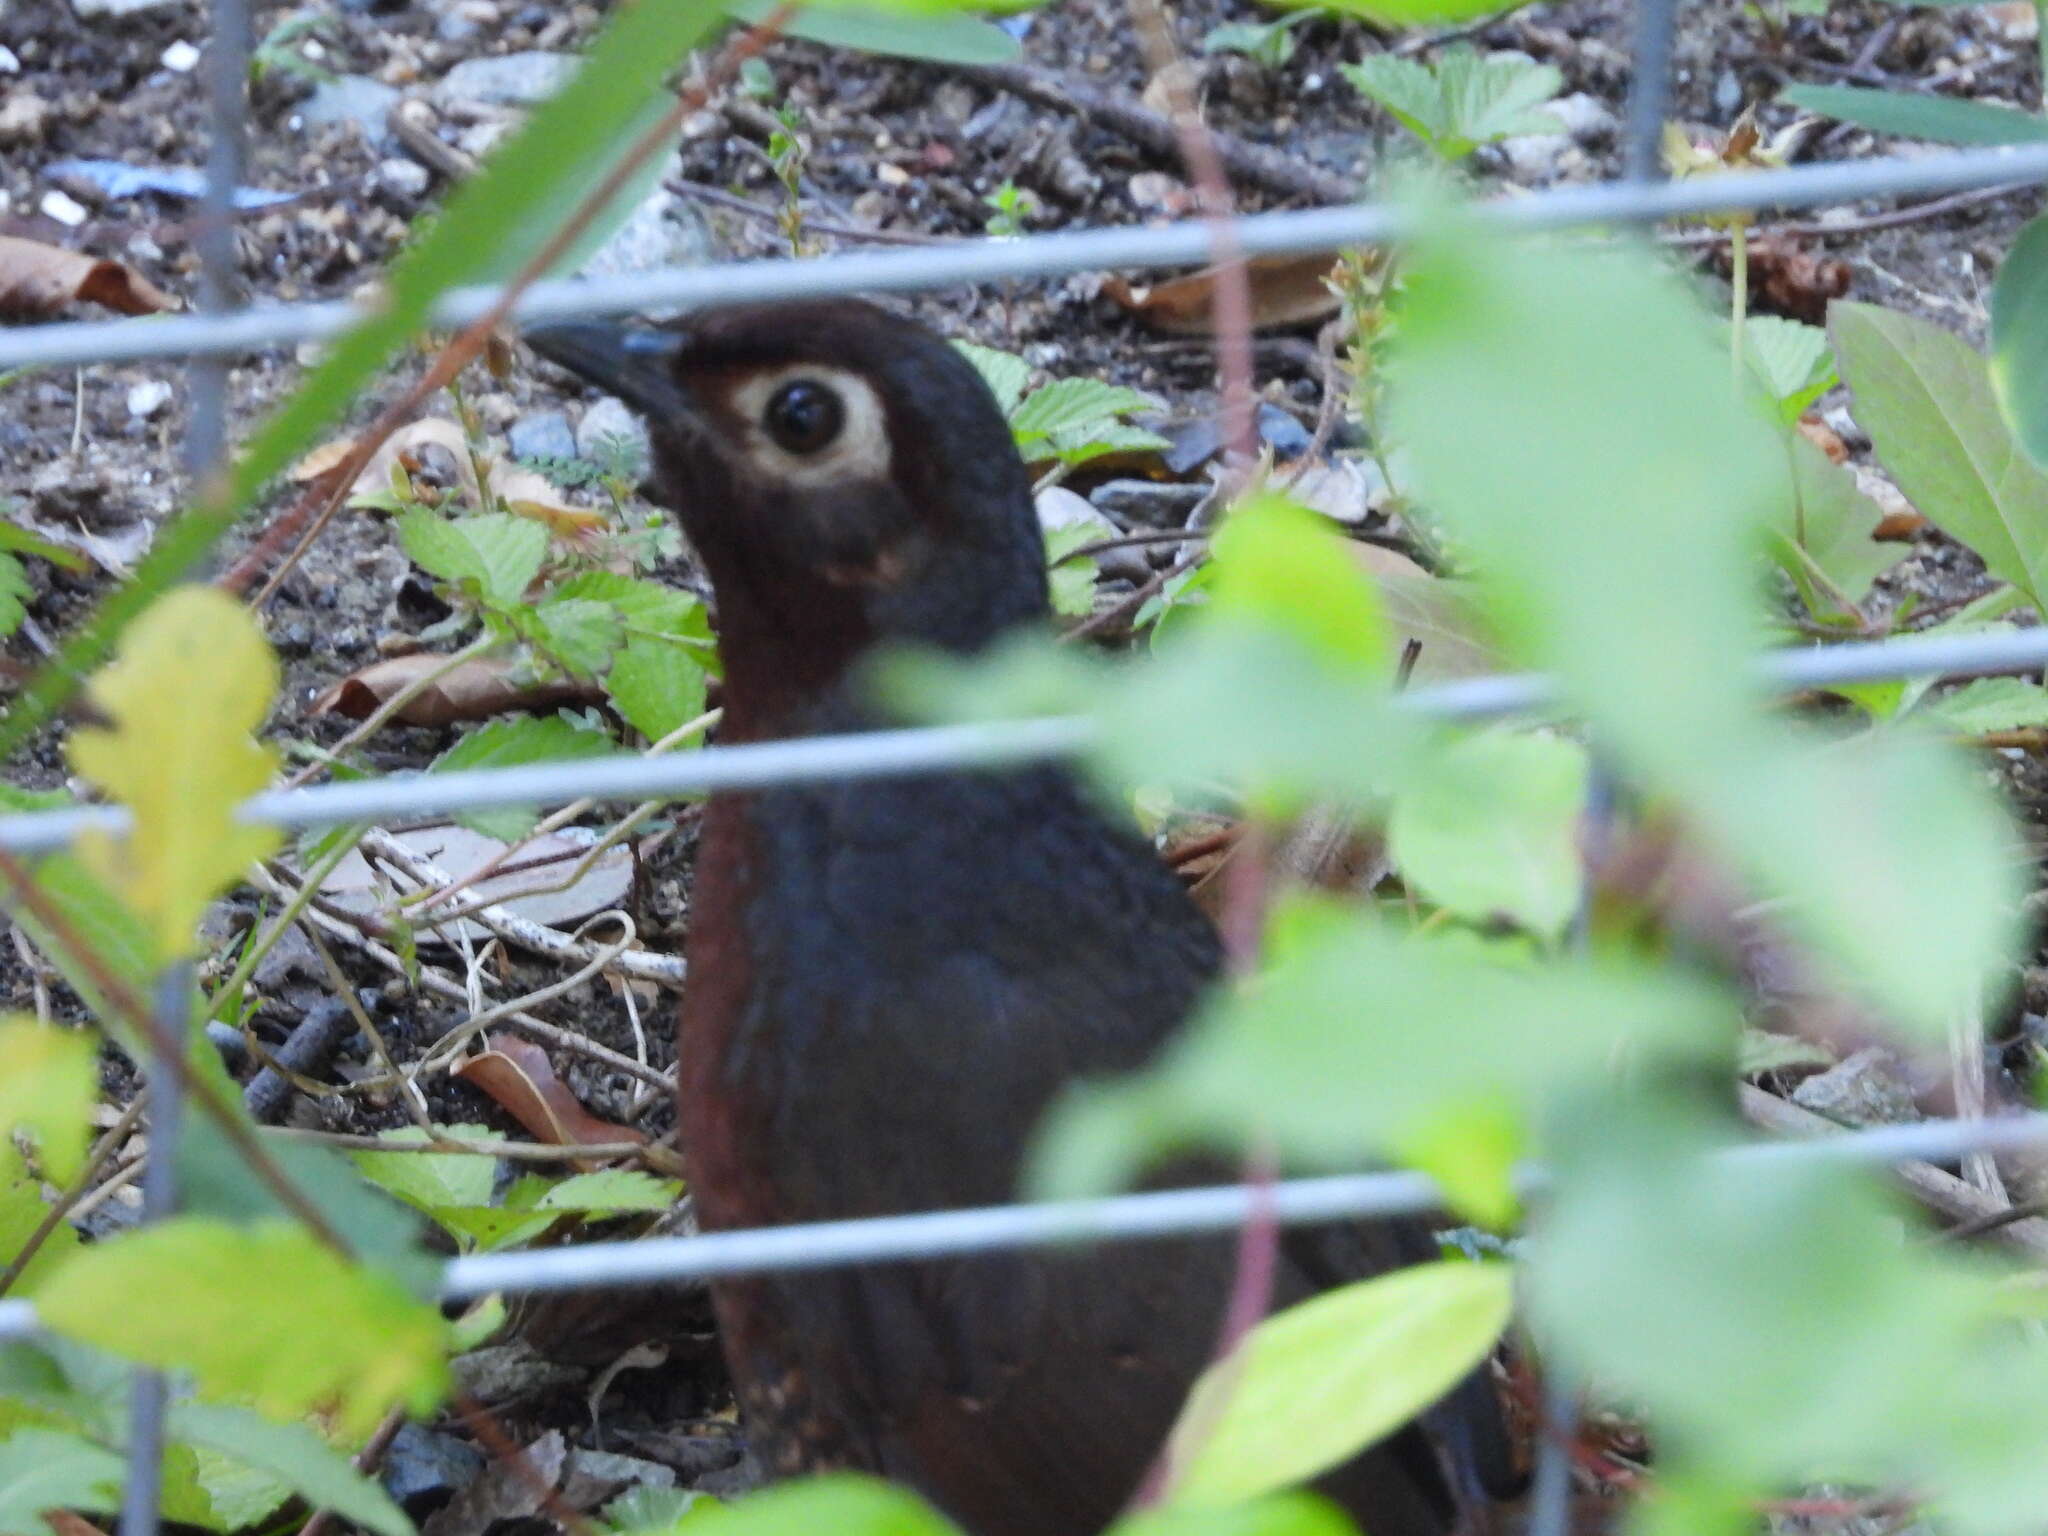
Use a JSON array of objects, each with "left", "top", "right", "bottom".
[{"left": 14, "top": 0, "right": 2048, "bottom": 1529}]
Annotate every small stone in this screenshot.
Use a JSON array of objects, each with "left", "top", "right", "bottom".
[
  {"left": 126, "top": 379, "right": 173, "bottom": 419},
  {"left": 39, "top": 189, "right": 88, "bottom": 227},
  {"left": 1713, "top": 67, "right": 1743, "bottom": 115},
  {"left": 1497, "top": 130, "right": 1570, "bottom": 183},
  {"left": 0, "top": 89, "right": 50, "bottom": 146},
  {"left": 508, "top": 409, "right": 577, "bottom": 462},
  {"left": 1090, "top": 479, "right": 1207, "bottom": 530},
  {"left": 1790, "top": 1047, "right": 1919, "bottom": 1127},
  {"left": 1039, "top": 487, "right": 1147, "bottom": 583},
  {"left": 299, "top": 75, "right": 402, "bottom": 147},
  {"left": 382, "top": 1423, "right": 484, "bottom": 1516},
  {"left": 577, "top": 185, "right": 715, "bottom": 285},
  {"left": 0, "top": 46, "right": 20, "bottom": 74},
  {"left": 1549, "top": 92, "right": 1618, "bottom": 145},
  {"left": 374, "top": 156, "right": 431, "bottom": 201},
  {"left": 71, "top": 0, "right": 177, "bottom": 15},
  {"left": 576, "top": 396, "right": 652, "bottom": 474},
  {"left": 161, "top": 39, "right": 201, "bottom": 72},
  {"left": 203, "top": 1020, "right": 245, "bottom": 1066},
  {"left": 434, "top": 50, "right": 578, "bottom": 109}
]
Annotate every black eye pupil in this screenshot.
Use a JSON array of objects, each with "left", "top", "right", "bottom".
[{"left": 765, "top": 380, "right": 844, "bottom": 454}]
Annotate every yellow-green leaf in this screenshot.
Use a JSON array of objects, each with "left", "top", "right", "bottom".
[
  {"left": 1165, "top": 1262, "right": 1513, "bottom": 1507},
  {"left": 66, "top": 587, "right": 282, "bottom": 962},
  {"left": 0, "top": 1017, "right": 97, "bottom": 1182},
  {"left": 38, "top": 1218, "right": 449, "bottom": 1436},
  {"left": 1207, "top": 494, "right": 1389, "bottom": 676}
]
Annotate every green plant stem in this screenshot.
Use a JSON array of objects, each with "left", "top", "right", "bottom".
[{"left": 203, "top": 826, "right": 369, "bottom": 1019}]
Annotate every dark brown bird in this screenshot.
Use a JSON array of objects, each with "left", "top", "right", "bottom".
[{"left": 529, "top": 300, "right": 1514, "bottom": 1536}]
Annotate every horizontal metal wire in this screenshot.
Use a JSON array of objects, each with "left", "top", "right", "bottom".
[
  {"left": 8, "top": 143, "right": 2048, "bottom": 373},
  {"left": 0, "top": 621, "right": 2041, "bottom": 855}
]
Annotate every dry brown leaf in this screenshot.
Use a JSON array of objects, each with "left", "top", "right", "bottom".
[
  {"left": 290, "top": 437, "right": 358, "bottom": 485},
  {"left": 1350, "top": 542, "right": 1508, "bottom": 683},
  {"left": 0, "top": 234, "right": 178, "bottom": 319},
  {"left": 455, "top": 1033, "right": 646, "bottom": 1154},
  {"left": 1851, "top": 465, "right": 1929, "bottom": 542},
  {"left": 1796, "top": 415, "right": 1848, "bottom": 464},
  {"left": 1103, "top": 253, "right": 1341, "bottom": 335},
  {"left": 309, "top": 654, "right": 606, "bottom": 727},
  {"left": 341, "top": 419, "right": 603, "bottom": 535}
]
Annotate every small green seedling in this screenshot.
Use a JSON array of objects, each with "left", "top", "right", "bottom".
[{"left": 1342, "top": 45, "right": 1563, "bottom": 161}]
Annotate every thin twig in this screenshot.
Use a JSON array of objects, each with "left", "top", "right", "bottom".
[{"left": 0, "top": 1093, "right": 148, "bottom": 1297}]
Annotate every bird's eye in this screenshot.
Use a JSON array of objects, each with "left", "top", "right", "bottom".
[{"left": 763, "top": 379, "right": 845, "bottom": 455}]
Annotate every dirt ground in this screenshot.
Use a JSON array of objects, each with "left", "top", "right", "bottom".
[{"left": 3, "top": 0, "right": 2048, "bottom": 1522}]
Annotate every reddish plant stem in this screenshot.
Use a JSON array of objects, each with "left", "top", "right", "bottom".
[
  {"left": 295, "top": 1407, "right": 407, "bottom": 1536},
  {"left": 455, "top": 1393, "right": 600, "bottom": 1536}
]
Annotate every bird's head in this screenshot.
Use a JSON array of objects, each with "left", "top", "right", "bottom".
[{"left": 529, "top": 300, "right": 1047, "bottom": 733}]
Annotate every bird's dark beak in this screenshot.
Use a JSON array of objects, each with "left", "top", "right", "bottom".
[{"left": 525, "top": 322, "right": 692, "bottom": 421}]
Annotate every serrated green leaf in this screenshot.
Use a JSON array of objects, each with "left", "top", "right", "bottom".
[
  {"left": 1433, "top": 46, "right": 1562, "bottom": 153},
  {"left": 0, "top": 1428, "right": 124, "bottom": 1534},
  {"left": 399, "top": 511, "right": 549, "bottom": 611},
  {"left": 0, "top": 1145, "right": 78, "bottom": 1297},
  {"left": 350, "top": 1126, "right": 499, "bottom": 1217},
  {"left": 605, "top": 1484, "right": 703, "bottom": 1536},
  {"left": 532, "top": 596, "right": 624, "bottom": 677},
  {"left": 1780, "top": 84, "right": 2048, "bottom": 146},
  {"left": 1011, "top": 378, "right": 1159, "bottom": 444},
  {"left": 173, "top": 1402, "right": 415, "bottom": 1536},
  {"left": 39, "top": 1219, "right": 449, "bottom": 1437},
  {"left": 1744, "top": 316, "right": 1837, "bottom": 422},
  {"left": 1738, "top": 1028, "right": 1835, "bottom": 1077},
  {"left": 537, "top": 1168, "right": 680, "bottom": 1211},
  {"left": 66, "top": 588, "right": 281, "bottom": 963},
  {"left": 1833, "top": 300, "right": 2048, "bottom": 615},
  {"left": 727, "top": 0, "right": 1023, "bottom": 62},
  {"left": 1343, "top": 54, "right": 1445, "bottom": 144},
  {"left": 1165, "top": 1263, "right": 1511, "bottom": 1508},
  {"left": 1388, "top": 729, "right": 1589, "bottom": 942},
  {"left": 1044, "top": 525, "right": 1102, "bottom": 619},
  {"left": 430, "top": 713, "right": 616, "bottom": 840},
  {"left": 607, "top": 637, "right": 710, "bottom": 742},
  {"left": 1047, "top": 421, "right": 1173, "bottom": 467},
  {"left": 951, "top": 341, "right": 1033, "bottom": 417}
]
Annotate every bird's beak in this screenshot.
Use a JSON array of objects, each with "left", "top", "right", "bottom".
[{"left": 524, "top": 322, "right": 693, "bottom": 421}]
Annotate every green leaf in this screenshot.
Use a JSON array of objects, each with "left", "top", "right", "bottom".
[
  {"left": 531, "top": 596, "right": 625, "bottom": 677},
  {"left": 607, "top": 637, "right": 710, "bottom": 742},
  {"left": 1395, "top": 224, "right": 2020, "bottom": 1034},
  {"left": 171, "top": 1403, "right": 416, "bottom": 1536},
  {"left": 683, "top": 1473, "right": 963, "bottom": 1535},
  {"left": 537, "top": 1168, "right": 680, "bottom": 1211},
  {"left": 1030, "top": 914, "right": 1736, "bottom": 1195},
  {"left": 1387, "top": 728, "right": 1589, "bottom": 942},
  {"left": 1011, "top": 378, "right": 1160, "bottom": 446},
  {"left": 1343, "top": 46, "right": 1559, "bottom": 159},
  {"left": 350, "top": 1126, "right": 499, "bottom": 1216},
  {"left": 553, "top": 571, "right": 703, "bottom": 636},
  {"left": 1744, "top": 315, "right": 1837, "bottom": 422},
  {"left": 0, "top": 1147, "right": 80, "bottom": 1297},
  {"left": 951, "top": 341, "right": 1033, "bottom": 417},
  {"left": 1779, "top": 84, "right": 2048, "bottom": 146},
  {"left": 0, "top": 1427, "right": 124, "bottom": 1533},
  {"left": 1110, "top": 1493, "right": 1359, "bottom": 1536},
  {"left": 38, "top": 1218, "right": 450, "bottom": 1437},
  {"left": 605, "top": 1485, "right": 704, "bottom": 1536},
  {"left": 0, "top": 520, "right": 86, "bottom": 573},
  {"left": 1918, "top": 676, "right": 2048, "bottom": 734},
  {"left": 399, "top": 511, "right": 549, "bottom": 611},
  {"left": 731, "top": 0, "right": 1034, "bottom": 30},
  {"left": 66, "top": 588, "right": 281, "bottom": 963},
  {"left": 1767, "top": 437, "right": 1906, "bottom": 612},
  {"left": 1046, "top": 421, "right": 1173, "bottom": 467},
  {"left": 1832, "top": 300, "right": 2048, "bottom": 615},
  {"left": 0, "top": 553, "right": 28, "bottom": 642},
  {"left": 0, "top": 1020, "right": 97, "bottom": 1183},
  {"left": 1991, "top": 210, "right": 2048, "bottom": 473},
  {"left": 430, "top": 712, "right": 617, "bottom": 840},
  {"left": 1310, "top": 0, "right": 1518, "bottom": 27},
  {"left": 1737, "top": 1027, "right": 1835, "bottom": 1076},
  {"left": 0, "top": 0, "right": 729, "bottom": 768},
  {"left": 1208, "top": 495, "right": 1389, "bottom": 676},
  {"left": 1044, "top": 524, "right": 1102, "bottom": 619},
  {"left": 1164, "top": 1263, "right": 1513, "bottom": 1507}
]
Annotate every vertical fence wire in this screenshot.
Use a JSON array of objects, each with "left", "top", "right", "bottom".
[
  {"left": 1624, "top": 0, "right": 1680, "bottom": 183},
  {"left": 116, "top": 966, "right": 192, "bottom": 1536}
]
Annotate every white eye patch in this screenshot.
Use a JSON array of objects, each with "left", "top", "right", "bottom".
[{"left": 725, "top": 364, "right": 893, "bottom": 490}]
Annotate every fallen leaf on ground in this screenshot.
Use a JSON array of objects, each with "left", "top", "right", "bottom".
[
  {"left": 1851, "top": 465, "right": 1929, "bottom": 542},
  {"left": 455, "top": 1034, "right": 646, "bottom": 1152},
  {"left": 1350, "top": 542, "right": 1507, "bottom": 682},
  {"left": 342, "top": 419, "right": 604, "bottom": 536},
  {"left": 1796, "top": 415, "right": 1848, "bottom": 463},
  {"left": 1738, "top": 233, "right": 1850, "bottom": 325},
  {"left": 1104, "top": 253, "right": 1340, "bottom": 334},
  {"left": 0, "top": 234, "right": 178, "bottom": 318},
  {"left": 421, "top": 1430, "right": 567, "bottom": 1536},
  {"left": 309, "top": 654, "right": 606, "bottom": 727}
]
